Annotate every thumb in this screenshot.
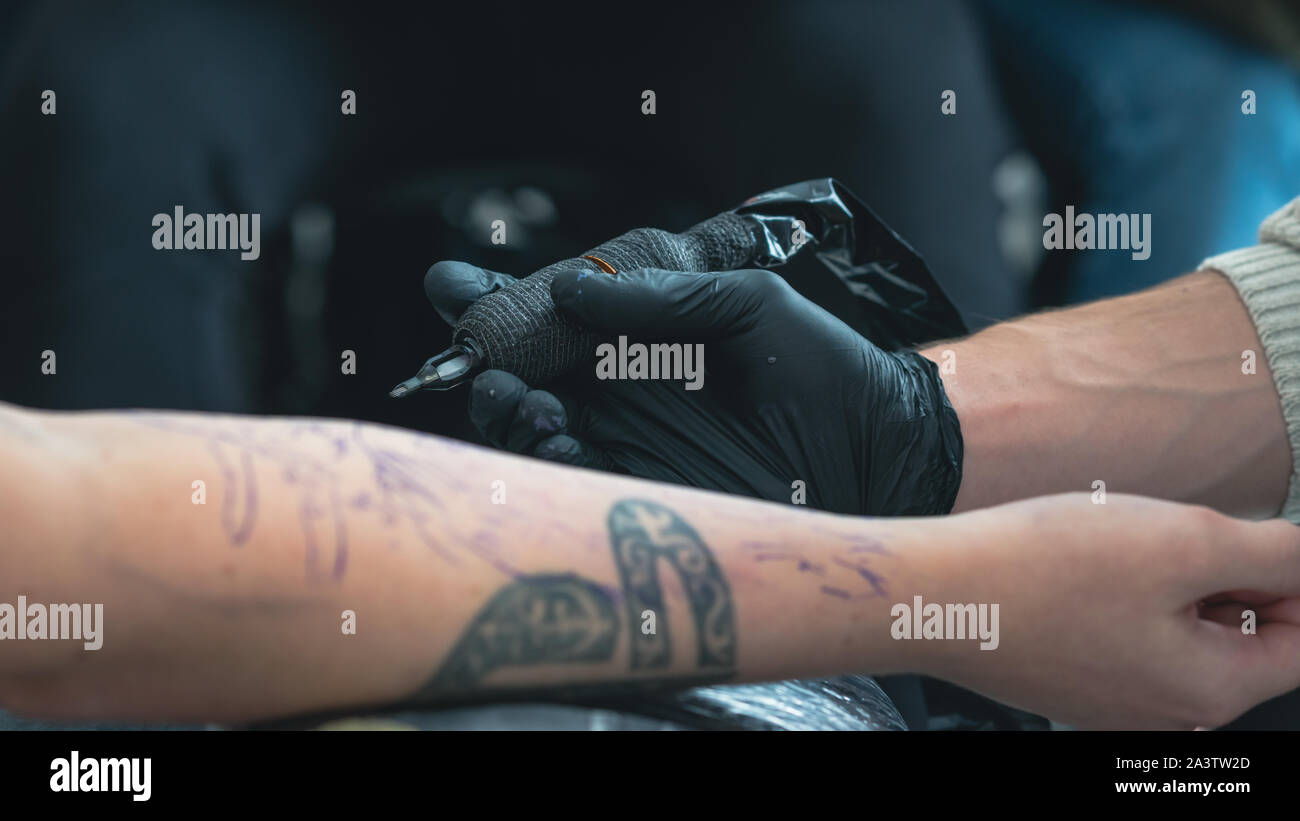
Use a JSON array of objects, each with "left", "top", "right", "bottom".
[
  {"left": 550, "top": 267, "right": 780, "bottom": 341},
  {"left": 1181, "top": 517, "right": 1300, "bottom": 705},
  {"left": 424, "top": 261, "right": 517, "bottom": 327}
]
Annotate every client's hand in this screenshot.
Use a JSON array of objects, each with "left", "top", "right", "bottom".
[
  {"left": 926, "top": 493, "right": 1300, "bottom": 729},
  {"left": 425, "top": 261, "right": 962, "bottom": 516}
]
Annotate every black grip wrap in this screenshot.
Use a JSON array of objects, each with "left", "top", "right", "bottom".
[{"left": 454, "top": 212, "right": 757, "bottom": 385}]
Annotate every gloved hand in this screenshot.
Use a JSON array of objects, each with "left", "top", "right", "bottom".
[{"left": 425, "top": 260, "right": 963, "bottom": 516}]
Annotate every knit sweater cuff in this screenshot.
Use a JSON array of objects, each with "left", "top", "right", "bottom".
[{"left": 1200, "top": 197, "right": 1300, "bottom": 521}]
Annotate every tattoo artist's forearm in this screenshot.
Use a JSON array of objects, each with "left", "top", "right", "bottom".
[{"left": 925, "top": 271, "right": 1290, "bottom": 517}]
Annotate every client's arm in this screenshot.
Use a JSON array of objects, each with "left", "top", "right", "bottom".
[{"left": 3, "top": 402, "right": 1300, "bottom": 729}]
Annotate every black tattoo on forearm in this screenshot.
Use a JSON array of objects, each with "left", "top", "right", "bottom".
[
  {"left": 608, "top": 499, "right": 736, "bottom": 669},
  {"left": 420, "top": 498, "right": 737, "bottom": 699},
  {"left": 423, "top": 575, "right": 618, "bottom": 694}
]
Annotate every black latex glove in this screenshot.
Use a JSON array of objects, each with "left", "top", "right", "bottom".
[{"left": 424, "top": 261, "right": 963, "bottom": 516}]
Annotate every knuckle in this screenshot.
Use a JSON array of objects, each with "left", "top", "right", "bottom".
[
  {"left": 734, "top": 269, "right": 796, "bottom": 312},
  {"left": 1171, "top": 504, "right": 1227, "bottom": 568},
  {"left": 743, "top": 268, "right": 793, "bottom": 297}
]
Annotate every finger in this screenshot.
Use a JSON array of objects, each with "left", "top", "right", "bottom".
[
  {"left": 1253, "top": 597, "right": 1300, "bottom": 624},
  {"left": 1199, "top": 601, "right": 1257, "bottom": 628},
  {"left": 1237, "top": 621, "right": 1300, "bottom": 704},
  {"left": 551, "top": 389, "right": 603, "bottom": 445},
  {"left": 533, "top": 434, "right": 617, "bottom": 472},
  {"left": 468, "top": 369, "right": 529, "bottom": 449},
  {"left": 551, "top": 266, "right": 785, "bottom": 341},
  {"left": 1180, "top": 619, "right": 1300, "bottom": 729},
  {"left": 1208, "top": 518, "right": 1300, "bottom": 596},
  {"left": 506, "top": 389, "right": 568, "bottom": 454},
  {"left": 1202, "top": 590, "right": 1283, "bottom": 606},
  {"left": 424, "top": 261, "right": 517, "bottom": 327}
]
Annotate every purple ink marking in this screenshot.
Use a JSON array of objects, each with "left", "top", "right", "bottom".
[
  {"left": 329, "top": 486, "right": 348, "bottom": 580},
  {"left": 300, "top": 498, "right": 319, "bottom": 580},
  {"left": 463, "top": 529, "right": 523, "bottom": 579},
  {"left": 237, "top": 450, "right": 258, "bottom": 545},
  {"left": 832, "top": 557, "right": 888, "bottom": 597},
  {"left": 209, "top": 441, "right": 258, "bottom": 546},
  {"left": 847, "top": 538, "right": 892, "bottom": 557},
  {"left": 134, "top": 414, "right": 523, "bottom": 583},
  {"left": 796, "top": 560, "right": 825, "bottom": 576},
  {"left": 820, "top": 586, "right": 852, "bottom": 599},
  {"left": 405, "top": 515, "right": 463, "bottom": 566}
]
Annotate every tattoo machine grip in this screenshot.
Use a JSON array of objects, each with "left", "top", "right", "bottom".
[
  {"left": 392, "top": 178, "right": 966, "bottom": 395},
  {"left": 452, "top": 213, "right": 758, "bottom": 385}
]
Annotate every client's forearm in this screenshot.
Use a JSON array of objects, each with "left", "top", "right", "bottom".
[
  {"left": 922, "top": 271, "right": 1291, "bottom": 518},
  {"left": 0, "top": 404, "right": 932, "bottom": 724}
]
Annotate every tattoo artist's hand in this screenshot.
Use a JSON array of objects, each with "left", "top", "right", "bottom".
[
  {"left": 425, "top": 261, "right": 962, "bottom": 516},
  {"left": 922, "top": 493, "right": 1300, "bottom": 730}
]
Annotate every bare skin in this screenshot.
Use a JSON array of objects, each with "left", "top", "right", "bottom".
[
  {"left": 924, "top": 270, "right": 1292, "bottom": 518},
  {"left": 1, "top": 402, "right": 1298, "bottom": 730}
]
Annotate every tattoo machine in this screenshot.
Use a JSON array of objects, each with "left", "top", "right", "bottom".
[{"left": 389, "top": 177, "right": 966, "bottom": 397}]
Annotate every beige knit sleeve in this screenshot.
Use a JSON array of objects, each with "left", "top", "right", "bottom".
[{"left": 1201, "top": 197, "right": 1300, "bottom": 522}]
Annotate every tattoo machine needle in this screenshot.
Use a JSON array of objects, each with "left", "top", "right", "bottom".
[{"left": 388, "top": 341, "right": 482, "bottom": 398}]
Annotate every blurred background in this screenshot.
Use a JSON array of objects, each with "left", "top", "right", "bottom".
[
  {"left": 1, "top": 0, "right": 1297, "bottom": 730},
  {"left": 3, "top": 0, "right": 1298, "bottom": 434}
]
